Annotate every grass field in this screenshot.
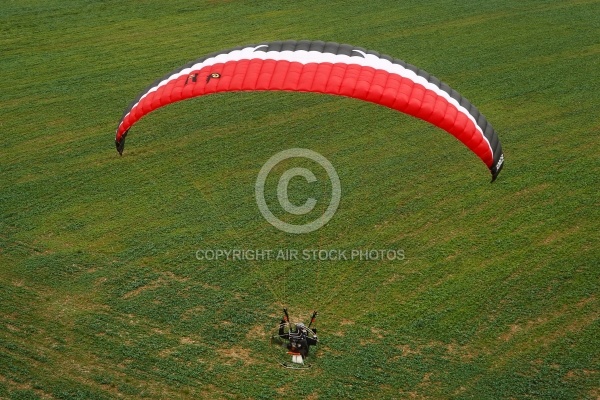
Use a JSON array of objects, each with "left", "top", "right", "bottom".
[{"left": 1, "top": 0, "right": 599, "bottom": 398}]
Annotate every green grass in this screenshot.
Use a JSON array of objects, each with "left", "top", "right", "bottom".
[{"left": 1, "top": 0, "right": 599, "bottom": 398}]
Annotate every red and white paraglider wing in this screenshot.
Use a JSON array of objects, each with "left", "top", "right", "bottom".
[{"left": 115, "top": 40, "right": 503, "bottom": 180}]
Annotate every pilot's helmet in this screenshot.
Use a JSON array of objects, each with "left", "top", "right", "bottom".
[{"left": 296, "top": 323, "right": 307, "bottom": 333}]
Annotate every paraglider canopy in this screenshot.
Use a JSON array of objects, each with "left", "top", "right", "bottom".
[{"left": 115, "top": 40, "right": 504, "bottom": 181}]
